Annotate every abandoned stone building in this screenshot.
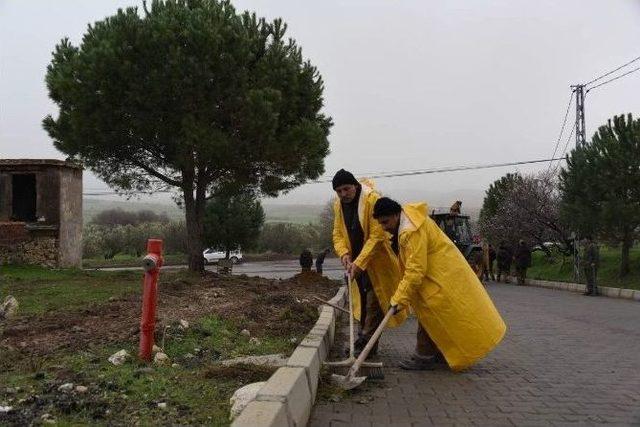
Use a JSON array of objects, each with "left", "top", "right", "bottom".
[{"left": 0, "top": 159, "right": 83, "bottom": 268}]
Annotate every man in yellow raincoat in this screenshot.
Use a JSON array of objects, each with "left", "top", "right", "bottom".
[
  {"left": 331, "top": 169, "right": 407, "bottom": 355},
  {"left": 372, "top": 197, "right": 506, "bottom": 371}
]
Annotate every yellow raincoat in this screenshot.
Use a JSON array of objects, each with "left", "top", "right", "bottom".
[
  {"left": 333, "top": 180, "right": 407, "bottom": 328},
  {"left": 392, "top": 203, "right": 506, "bottom": 371}
]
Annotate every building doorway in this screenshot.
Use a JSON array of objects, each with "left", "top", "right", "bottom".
[{"left": 12, "top": 174, "right": 37, "bottom": 222}]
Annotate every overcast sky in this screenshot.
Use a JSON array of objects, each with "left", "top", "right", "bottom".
[{"left": 2, "top": 0, "right": 640, "bottom": 208}]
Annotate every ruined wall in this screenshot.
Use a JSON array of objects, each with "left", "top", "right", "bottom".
[
  {"left": 0, "top": 160, "right": 82, "bottom": 268},
  {"left": 58, "top": 167, "right": 83, "bottom": 267},
  {"left": 0, "top": 222, "right": 29, "bottom": 244},
  {"left": 0, "top": 238, "right": 59, "bottom": 268},
  {"left": 0, "top": 223, "right": 58, "bottom": 267}
]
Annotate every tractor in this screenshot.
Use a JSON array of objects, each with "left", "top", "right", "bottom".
[{"left": 430, "top": 210, "right": 482, "bottom": 266}]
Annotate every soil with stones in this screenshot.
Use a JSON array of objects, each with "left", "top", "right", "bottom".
[{"left": 0, "top": 270, "right": 340, "bottom": 362}]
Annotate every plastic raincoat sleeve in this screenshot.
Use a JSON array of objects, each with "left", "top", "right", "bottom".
[
  {"left": 392, "top": 230, "right": 428, "bottom": 308},
  {"left": 352, "top": 214, "right": 386, "bottom": 271},
  {"left": 332, "top": 205, "right": 350, "bottom": 259}
]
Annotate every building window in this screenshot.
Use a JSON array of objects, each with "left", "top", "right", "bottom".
[{"left": 12, "top": 174, "right": 37, "bottom": 222}]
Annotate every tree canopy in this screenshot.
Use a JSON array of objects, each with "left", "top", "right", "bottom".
[
  {"left": 560, "top": 113, "right": 640, "bottom": 276},
  {"left": 203, "top": 193, "right": 264, "bottom": 255},
  {"left": 479, "top": 172, "right": 523, "bottom": 226},
  {"left": 44, "top": 0, "right": 332, "bottom": 271}
]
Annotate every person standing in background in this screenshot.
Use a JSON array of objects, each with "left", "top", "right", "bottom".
[
  {"left": 582, "top": 236, "right": 600, "bottom": 296},
  {"left": 315, "top": 248, "right": 330, "bottom": 275}
]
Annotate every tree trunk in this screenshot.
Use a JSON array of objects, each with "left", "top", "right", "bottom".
[
  {"left": 183, "top": 181, "right": 206, "bottom": 272},
  {"left": 620, "top": 229, "right": 632, "bottom": 277}
]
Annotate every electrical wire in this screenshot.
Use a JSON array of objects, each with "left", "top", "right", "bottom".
[
  {"left": 552, "top": 119, "right": 578, "bottom": 176},
  {"left": 82, "top": 157, "right": 567, "bottom": 195},
  {"left": 584, "top": 55, "right": 640, "bottom": 87},
  {"left": 547, "top": 91, "right": 575, "bottom": 173},
  {"left": 315, "top": 158, "right": 565, "bottom": 182},
  {"left": 586, "top": 65, "right": 640, "bottom": 92}
]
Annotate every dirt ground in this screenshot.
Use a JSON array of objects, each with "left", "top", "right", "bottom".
[
  {"left": 0, "top": 270, "right": 340, "bottom": 359},
  {"left": 0, "top": 269, "right": 341, "bottom": 426}
]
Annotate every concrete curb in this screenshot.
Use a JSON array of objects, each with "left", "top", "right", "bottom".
[
  {"left": 232, "top": 285, "right": 347, "bottom": 427},
  {"left": 525, "top": 278, "right": 640, "bottom": 301}
]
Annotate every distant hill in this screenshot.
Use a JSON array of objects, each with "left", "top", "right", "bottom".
[
  {"left": 83, "top": 198, "right": 325, "bottom": 225},
  {"left": 83, "top": 186, "right": 483, "bottom": 224},
  {"left": 83, "top": 198, "right": 183, "bottom": 223}
]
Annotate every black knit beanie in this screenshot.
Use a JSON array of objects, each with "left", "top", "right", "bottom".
[
  {"left": 332, "top": 169, "right": 359, "bottom": 190},
  {"left": 373, "top": 197, "right": 402, "bottom": 218}
]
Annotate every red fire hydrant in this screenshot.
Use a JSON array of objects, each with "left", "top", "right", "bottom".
[{"left": 139, "top": 239, "right": 163, "bottom": 361}]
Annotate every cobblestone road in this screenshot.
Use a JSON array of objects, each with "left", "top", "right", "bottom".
[{"left": 310, "top": 283, "right": 640, "bottom": 426}]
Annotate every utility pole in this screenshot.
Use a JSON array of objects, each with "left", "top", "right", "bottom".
[
  {"left": 570, "top": 84, "right": 586, "bottom": 281},
  {"left": 573, "top": 84, "right": 587, "bottom": 147}
]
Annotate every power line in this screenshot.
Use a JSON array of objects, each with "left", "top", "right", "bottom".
[
  {"left": 586, "top": 65, "right": 640, "bottom": 92},
  {"left": 584, "top": 55, "right": 640, "bottom": 86},
  {"left": 552, "top": 119, "right": 577, "bottom": 176},
  {"left": 547, "top": 91, "right": 575, "bottom": 173},
  {"left": 83, "top": 189, "right": 172, "bottom": 196},
  {"left": 82, "top": 157, "right": 566, "bottom": 196},
  {"left": 343, "top": 158, "right": 565, "bottom": 181}
]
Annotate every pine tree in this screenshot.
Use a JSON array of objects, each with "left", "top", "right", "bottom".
[
  {"left": 43, "top": 0, "right": 332, "bottom": 271},
  {"left": 203, "top": 193, "right": 264, "bottom": 257},
  {"left": 560, "top": 113, "right": 640, "bottom": 276}
]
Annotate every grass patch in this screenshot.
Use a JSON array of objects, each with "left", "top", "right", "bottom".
[
  {"left": 161, "top": 316, "right": 295, "bottom": 360},
  {"left": 0, "top": 265, "right": 197, "bottom": 315},
  {"left": 528, "top": 246, "right": 640, "bottom": 290}
]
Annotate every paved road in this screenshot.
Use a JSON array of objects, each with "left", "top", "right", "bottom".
[
  {"left": 94, "top": 258, "right": 345, "bottom": 280},
  {"left": 232, "top": 258, "right": 344, "bottom": 280},
  {"left": 311, "top": 283, "right": 640, "bottom": 426}
]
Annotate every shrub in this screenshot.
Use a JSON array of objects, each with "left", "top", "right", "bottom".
[{"left": 82, "top": 221, "right": 187, "bottom": 259}]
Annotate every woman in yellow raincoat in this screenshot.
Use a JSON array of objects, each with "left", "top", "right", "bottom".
[
  {"left": 332, "top": 170, "right": 407, "bottom": 354},
  {"left": 373, "top": 197, "right": 506, "bottom": 371}
]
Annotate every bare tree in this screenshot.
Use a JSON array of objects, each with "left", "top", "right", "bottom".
[
  {"left": 480, "top": 172, "right": 573, "bottom": 256},
  {"left": 317, "top": 199, "right": 335, "bottom": 252}
]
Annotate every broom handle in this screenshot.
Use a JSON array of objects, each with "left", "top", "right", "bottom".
[
  {"left": 347, "top": 306, "right": 396, "bottom": 377},
  {"left": 347, "top": 274, "right": 355, "bottom": 358},
  {"left": 311, "top": 296, "right": 350, "bottom": 314}
]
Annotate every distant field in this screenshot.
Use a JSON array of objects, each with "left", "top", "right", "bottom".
[
  {"left": 83, "top": 198, "right": 324, "bottom": 224},
  {"left": 262, "top": 203, "right": 325, "bottom": 224},
  {"left": 83, "top": 198, "right": 184, "bottom": 222}
]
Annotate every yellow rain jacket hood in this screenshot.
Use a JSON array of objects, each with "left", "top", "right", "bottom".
[
  {"left": 393, "top": 202, "right": 506, "bottom": 371},
  {"left": 333, "top": 180, "right": 406, "bottom": 328}
]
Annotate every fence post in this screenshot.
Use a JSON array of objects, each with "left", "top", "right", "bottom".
[{"left": 139, "top": 239, "right": 163, "bottom": 361}]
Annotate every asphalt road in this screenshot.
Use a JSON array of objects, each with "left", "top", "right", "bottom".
[
  {"left": 95, "top": 258, "right": 346, "bottom": 280},
  {"left": 231, "top": 258, "right": 344, "bottom": 280}
]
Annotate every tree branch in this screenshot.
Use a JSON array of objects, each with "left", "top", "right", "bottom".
[
  {"left": 129, "top": 159, "right": 182, "bottom": 187},
  {"left": 142, "top": 0, "right": 150, "bottom": 16}
]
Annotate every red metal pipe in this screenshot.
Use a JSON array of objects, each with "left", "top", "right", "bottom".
[{"left": 139, "top": 239, "right": 163, "bottom": 361}]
